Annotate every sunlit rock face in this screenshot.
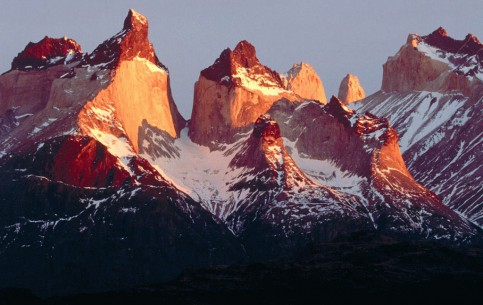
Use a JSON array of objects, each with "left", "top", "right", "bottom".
[
  {"left": 0, "top": 10, "right": 241, "bottom": 297},
  {"left": 352, "top": 28, "right": 483, "bottom": 227},
  {"left": 0, "top": 9, "right": 184, "bottom": 161},
  {"left": 281, "top": 62, "right": 327, "bottom": 104},
  {"left": 78, "top": 9, "right": 185, "bottom": 153},
  {"left": 189, "top": 41, "right": 300, "bottom": 148},
  {"left": 382, "top": 27, "right": 483, "bottom": 96},
  {"left": 11, "top": 36, "right": 83, "bottom": 71},
  {"left": 338, "top": 73, "right": 365, "bottom": 104}
]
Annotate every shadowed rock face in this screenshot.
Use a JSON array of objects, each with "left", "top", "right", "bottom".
[
  {"left": 338, "top": 73, "right": 365, "bottom": 104},
  {"left": 282, "top": 62, "right": 327, "bottom": 104},
  {"left": 226, "top": 113, "right": 372, "bottom": 258},
  {"left": 11, "top": 36, "right": 83, "bottom": 71},
  {"left": 424, "top": 27, "right": 482, "bottom": 56}
]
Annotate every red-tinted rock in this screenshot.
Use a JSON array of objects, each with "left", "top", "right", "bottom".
[
  {"left": 25, "top": 136, "right": 130, "bottom": 187},
  {"left": 423, "top": 27, "right": 481, "bottom": 56},
  {"left": 190, "top": 40, "right": 299, "bottom": 148},
  {"left": 84, "top": 9, "right": 167, "bottom": 71},
  {"left": 253, "top": 115, "right": 281, "bottom": 139},
  {"left": 325, "top": 96, "right": 356, "bottom": 126},
  {"left": 11, "top": 36, "right": 82, "bottom": 70},
  {"left": 200, "top": 40, "right": 284, "bottom": 87}
]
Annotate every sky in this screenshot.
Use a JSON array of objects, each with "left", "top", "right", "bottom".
[{"left": 1, "top": 0, "right": 482, "bottom": 118}]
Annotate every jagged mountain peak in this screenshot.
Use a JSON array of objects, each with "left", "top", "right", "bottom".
[
  {"left": 421, "top": 27, "right": 482, "bottom": 56},
  {"left": 325, "top": 95, "right": 356, "bottom": 123},
  {"left": 123, "top": 9, "right": 149, "bottom": 31},
  {"left": 232, "top": 40, "right": 259, "bottom": 68},
  {"left": 11, "top": 36, "right": 82, "bottom": 70},
  {"left": 200, "top": 40, "right": 283, "bottom": 87},
  {"left": 190, "top": 41, "right": 300, "bottom": 147},
  {"left": 429, "top": 26, "right": 448, "bottom": 37},
  {"left": 83, "top": 9, "right": 167, "bottom": 71}
]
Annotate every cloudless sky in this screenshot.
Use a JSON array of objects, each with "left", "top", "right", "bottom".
[{"left": 1, "top": 0, "right": 482, "bottom": 118}]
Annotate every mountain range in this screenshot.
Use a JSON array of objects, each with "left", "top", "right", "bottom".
[{"left": 0, "top": 10, "right": 481, "bottom": 298}]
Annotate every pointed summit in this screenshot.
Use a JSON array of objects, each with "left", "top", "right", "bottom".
[
  {"left": 76, "top": 9, "right": 184, "bottom": 153},
  {"left": 190, "top": 41, "right": 299, "bottom": 148},
  {"left": 432, "top": 26, "right": 448, "bottom": 37},
  {"left": 325, "top": 95, "right": 356, "bottom": 125},
  {"left": 200, "top": 40, "right": 283, "bottom": 87},
  {"left": 84, "top": 9, "right": 166, "bottom": 70},
  {"left": 123, "top": 9, "right": 148, "bottom": 31},
  {"left": 232, "top": 40, "right": 258, "bottom": 68},
  {"left": 282, "top": 62, "right": 327, "bottom": 104},
  {"left": 338, "top": 73, "right": 365, "bottom": 104}
]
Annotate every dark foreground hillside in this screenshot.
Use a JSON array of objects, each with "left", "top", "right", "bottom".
[{"left": 2, "top": 232, "right": 482, "bottom": 305}]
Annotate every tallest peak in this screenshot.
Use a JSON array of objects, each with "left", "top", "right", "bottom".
[
  {"left": 84, "top": 9, "right": 167, "bottom": 70},
  {"left": 123, "top": 9, "right": 148, "bottom": 31}
]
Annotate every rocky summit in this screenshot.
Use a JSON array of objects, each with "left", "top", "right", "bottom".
[
  {"left": 0, "top": 11, "right": 481, "bottom": 301},
  {"left": 352, "top": 28, "right": 483, "bottom": 228},
  {"left": 338, "top": 73, "right": 365, "bottom": 104}
]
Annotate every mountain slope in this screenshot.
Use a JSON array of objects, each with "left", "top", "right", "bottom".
[
  {"left": 267, "top": 97, "right": 478, "bottom": 241},
  {"left": 352, "top": 28, "right": 483, "bottom": 226},
  {"left": 0, "top": 15, "right": 481, "bottom": 299},
  {"left": 0, "top": 10, "right": 242, "bottom": 297}
]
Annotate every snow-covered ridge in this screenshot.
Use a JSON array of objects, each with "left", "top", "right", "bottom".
[
  {"left": 233, "top": 66, "right": 288, "bottom": 96},
  {"left": 351, "top": 91, "right": 468, "bottom": 153},
  {"left": 142, "top": 128, "right": 250, "bottom": 220},
  {"left": 417, "top": 41, "right": 483, "bottom": 81}
]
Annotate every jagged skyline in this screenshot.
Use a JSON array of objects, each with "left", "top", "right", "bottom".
[{"left": 1, "top": 0, "right": 482, "bottom": 117}]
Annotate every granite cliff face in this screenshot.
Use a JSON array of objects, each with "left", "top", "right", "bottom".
[
  {"left": 78, "top": 9, "right": 185, "bottom": 153},
  {"left": 0, "top": 16, "right": 481, "bottom": 299},
  {"left": 0, "top": 10, "right": 239, "bottom": 297},
  {"left": 282, "top": 62, "right": 327, "bottom": 104},
  {"left": 188, "top": 41, "right": 300, "bottom": 148},
  {"left": 353, "top": 28, "right": 483, "bottom": 227},
  {"left": 338, "top": 73, "right": 365, "bottom": 104},
  {"left": 382, "top": 27, "right": 482, "bottom": 96}
]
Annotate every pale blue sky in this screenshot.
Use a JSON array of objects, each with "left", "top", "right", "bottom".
[{"left": 1, "top": 0, "right": 482, "bottom": 117}]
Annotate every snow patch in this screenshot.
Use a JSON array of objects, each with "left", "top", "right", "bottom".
[{"left": 233, "top": 67, "right": 287, "bottom": 96}]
